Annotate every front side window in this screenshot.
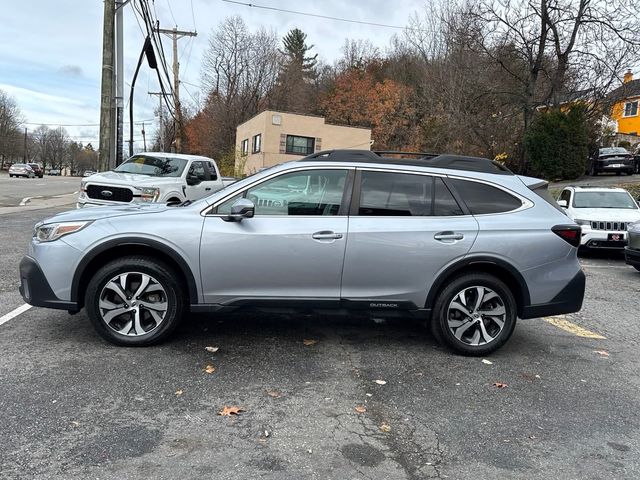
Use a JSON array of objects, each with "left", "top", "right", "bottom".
[
  {"left": 188, "top": 161, "right": 208, "bottom": 181},
  {"left": 113, "top": 155, "right": 187, "bottom": 177},
  {"left": 252, "top": 134, "right": 262, "bottom": 153},
  {"left": 286, "top": 135, "right": 315, "bottom": 155},
  {"left": 241, "top": 139, "right": 249, "bottom": 156},
  {"left": 624, "top": 101, "right": 638, "bottom": 117},
  {"left": 358, "top": 171, "right": 463, "bottom": 216},
  {"left": 217, "top": 169, "right": 347, "bottom": 216},
  {"left": 573, "top": 191, "right": 638, "bottom": 209},
  {"left": 447, "top": 178, "right": 522, "bottom": 214}
]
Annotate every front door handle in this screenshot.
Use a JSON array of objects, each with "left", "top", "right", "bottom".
[
  {"left": 434, "top": 231, "right": 464, "bottom": 241},
  {"left": 205, "top": 187, "right": 212, "bottom": 191},
  {"left": 312, "top": 231, "right": 343, "bottom": 240}
]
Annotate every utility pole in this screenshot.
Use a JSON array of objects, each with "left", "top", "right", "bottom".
[
  {"left": 141, "top": 122, "right": 147, "bottom": 151},
  {"left": 98, "top": 0, "right": 115, "bottom": 172},
  {"left": 155, "top": 27, "right": 197, "bottom": 153},
  {"left": 148, "top": 92, "right": 167, "bottom": 151},
  {"left": 115, "top": 1, "right": 125, "bottom": 165},
  {"left": 23, "top": 128, "right": 28, "bottom": 162}
]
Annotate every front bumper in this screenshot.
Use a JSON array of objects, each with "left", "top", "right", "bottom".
[
  {"left": 579, "top": 228, "right": 627, "bottom": 249},
  {"left": 19, "top": 256, "right": 79, "bottom": 311},
  {"left": 624, "top": 247, "right": 640, "bottom": 267},
  {"left": 520, "top": 269, "right": 586, "bottom": 319}
]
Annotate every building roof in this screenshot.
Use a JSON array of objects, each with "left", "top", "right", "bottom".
[
  {"left": 607, "top": 79, "right": 640, "bottom": 102},
  {"left": 236, "top": 109, "right": 372, "bottom": 131}
]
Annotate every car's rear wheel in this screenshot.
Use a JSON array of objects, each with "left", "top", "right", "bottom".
[
  {"left": 85, "top": 256, "right": 185, "bottom": 346},
  {"left": 430, "top": 273, "right": 517, "bottom": 356}
]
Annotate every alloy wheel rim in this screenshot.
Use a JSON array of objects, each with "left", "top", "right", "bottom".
[
  {"left": 446, "top": 286, "right": 506, "bottom": 346},
  {"left": 98, "top": 272, "right": 168, "bottom": 336}
]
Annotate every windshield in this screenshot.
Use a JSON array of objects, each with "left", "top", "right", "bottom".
[
  {"left": 573, "top": 191, "right": 638, "bottom": 209},
  {"left": 113, "top": 155, "right": 187, "bottom": 177},
  {"left": 599, "top": 147, "right": 629, "bottom": 156}
]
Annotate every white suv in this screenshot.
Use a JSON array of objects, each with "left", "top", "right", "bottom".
[{"left": 558, "top": 186, "right": 640, "bottom": 249}]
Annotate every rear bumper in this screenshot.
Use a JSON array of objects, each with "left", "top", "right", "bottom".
[
  {"left": 520, "top": 269, "right": 585, "bottom": 319},
  {"left": 624, "top": 247, "right": 640, "bottom": 267},
  {"left": 19, "top": 256, "right": 79, "bottom": 311}
]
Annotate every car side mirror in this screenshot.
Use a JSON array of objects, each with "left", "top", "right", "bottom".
[
  {"left": 557, "top": 199, "right": 568, "bottom": 208},
  {"left": 223, "top": 198, "right": 255, "bottom": 222},
  {"left": 186, "top": 174, "right": 201, "bottom": 186}
]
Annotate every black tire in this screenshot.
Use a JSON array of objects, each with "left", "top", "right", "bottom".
[
  {"left": 166, "top": 197, "right": 181, "bottom": 206},
  {"left": 430, "top": 272, "right": 517, "bottom": 356},
  {"left": 616, "top": 171, "right": 622, "bottom": 176},
  {"left": 634, "top": 265, "right": 640, "bottom": 272},
  {"left": 590, "top": 165, "right": 598, "bottom": 176},
  {"left": 85, "top": 256, "right": 185, "bottom": 346}
]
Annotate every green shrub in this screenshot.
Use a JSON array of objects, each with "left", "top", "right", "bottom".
[{"left": 524, "top": 106, "right": 589, "bottom": 180}]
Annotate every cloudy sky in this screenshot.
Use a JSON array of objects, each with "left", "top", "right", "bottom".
[{"left": 0, "top": 0, "right": 421, "bottom": 150}]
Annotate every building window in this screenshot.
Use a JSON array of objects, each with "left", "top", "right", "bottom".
[
  {"left": 241, "top": 139, "right": 249, "bottom": 156},
  {"left": 285, "top": 135, "right": 315, "bottom": 155},
  {"left": 252, "top": 134, "right": 261, "bottom": 153},
  {"left": 272, "top": 114, "right": 282, "bottom": 125},
  {"left": 624, "top": 101, "right": 638, "bottom": 117}
]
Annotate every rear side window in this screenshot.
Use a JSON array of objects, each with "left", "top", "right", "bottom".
[
  {"left": 448, "top": 178, "right": 522, "bottom": 214},
  {"left": 358, "top": 171, "right": 463, "bottom": 216}
]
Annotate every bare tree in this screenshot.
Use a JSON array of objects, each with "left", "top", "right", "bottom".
[
  {"left": 46, "top": 127, "right": 69, "bottom": 172},
  {"left": 32, "top": 125, "right": 50, "bottom": 171},
  {"left": 0, "top": 90, "right": 23, "bottom": 169}
]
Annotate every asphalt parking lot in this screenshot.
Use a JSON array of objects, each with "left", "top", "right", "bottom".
[{"left": 1, "top": 189, "right": 640, "bottom": 479}]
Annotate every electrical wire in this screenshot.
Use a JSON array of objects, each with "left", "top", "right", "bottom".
[{"left": 221, "top": 0, "right": 409, "bottom": 30}]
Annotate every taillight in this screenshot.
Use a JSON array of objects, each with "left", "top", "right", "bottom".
[{"left": 552, "top": 225, "right": 581, "bottom": 247}]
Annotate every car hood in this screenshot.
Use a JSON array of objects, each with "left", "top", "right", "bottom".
[
  {"left": 39, "top": 203, "right": 170, "bottom": 225},
  {"left": 569, "top": 208, "right": 640, "bottom": 222},
  {"left": 85, "top": 171, "right": 181, "bottom": 186}
]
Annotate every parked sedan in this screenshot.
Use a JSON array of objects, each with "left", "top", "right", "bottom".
[
  {"left": 8, "top": 163, "right": 35, "bottom": 178},
  {"left": 589, "top": 147, "right": 635, "bottom": 176}
]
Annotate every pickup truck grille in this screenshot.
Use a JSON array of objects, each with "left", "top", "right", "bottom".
[
  {"left": 86, "top": 185, "right": 133, "bottom": 202},
  {"left": 590, "top": 221, "right": 628, "bottom": 231}
]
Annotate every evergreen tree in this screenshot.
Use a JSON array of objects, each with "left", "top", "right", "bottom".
[{"left": 281, "top": 28, "right": 318, "bottom": 79}]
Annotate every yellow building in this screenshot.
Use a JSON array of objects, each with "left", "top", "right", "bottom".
[
  {"left": 609, "top": 70, "right": 640, "bottom": 136},
  {"left": 235, "top": 111, "right": 372, "bottom": 175}
]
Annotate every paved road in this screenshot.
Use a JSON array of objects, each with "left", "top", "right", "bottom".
[
  {"left": 0, "top": 173, "right": 81, "bottom": 207},
  {"left": 1, "top": 206, "right": 639, "bottom": 479}
]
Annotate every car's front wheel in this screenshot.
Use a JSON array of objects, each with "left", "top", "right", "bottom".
[
  {"left": 85, "top": 256, "right": 185, "bottom": 346},
  {"left": 430, "top": 273, "right": 517, "bottom": 356}
]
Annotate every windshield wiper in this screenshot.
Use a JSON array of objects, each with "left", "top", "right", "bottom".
[{"left": 179, "top": 200, "right": 192, "bottom": 207}]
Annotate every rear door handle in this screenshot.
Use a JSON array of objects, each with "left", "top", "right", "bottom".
[
  {"left": 312, "top": 231, "right": 343, "bottom": 240},
  {"left": 434, "top": 231, "right": 464, "bottom": 241},
  {"left": 205, "top": 187, "right": 212, "bottom": 191}
]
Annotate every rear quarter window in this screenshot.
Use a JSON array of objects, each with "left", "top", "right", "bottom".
[{"left": 447, "top": 178, "right": 522, "bottom": 214}]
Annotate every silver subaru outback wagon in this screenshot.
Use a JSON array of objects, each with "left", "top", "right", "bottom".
[{"left": 19, "top": 150, "right": 585, "bottom": 355}]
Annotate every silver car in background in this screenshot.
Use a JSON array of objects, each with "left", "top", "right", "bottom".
[
  {"left": 9, "top": 163, "right": 35, "bottom": 178},
  {"left": 19, "top": 150, "right": 585, "bottom": 355}
]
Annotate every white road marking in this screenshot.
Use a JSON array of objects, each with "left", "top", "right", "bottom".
[
  {"left": 19, "top": 197, "right": 31, "bottom": 206},
  {"left": 581, "top": 264, "right": 629, "bottom": 269},
  {"left": 0, "top": 304, "right": 32, "bottom": 327},
  {"left": 36, "top": 183, "right": 46, "bottom": 186}
]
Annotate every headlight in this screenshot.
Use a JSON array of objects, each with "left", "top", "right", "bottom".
[
  {"left": 574, "top": 219, "right": 591, "bottom": 226},
  {"left": 80, "top": 181, "right": 87, "bottom": 191},
  {"left": 139, "top": 187, "right": 160, "bottom": 202},
  {"left": 34, "top": 221, "right": 92, "bottom": 242}
]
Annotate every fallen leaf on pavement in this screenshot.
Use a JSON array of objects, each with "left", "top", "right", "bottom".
[
  {"left": 266, "top": 389, "right": 282, "bottom": 398},
  {"left": 379, "top": 423, "right": 391, "bottom": 433},
  {"left": 594, "top": 350, "right": 610, "bottom": 357},
  {"left": 482, "top": 359, "right": 493, "bottom": 365},
  {"left": 303, "top": 339, "right": 318, "bottom": 346},
  {"left": 175, "top": 389, "right": 184, "bottom": 396},
  {"left": 204, "top": 365, "right": 216, "bottom": 374},
  {"left": 355, "top": 405, "right": 367, "bottom": 413},
  {"left": 71, "top": 421, "right": 80, "bottom": 428},
  {"left": 493, "top": 382, "right": 508, "bottom": 388},
  {"left": 205, "top": 346, "right": 219, "bottom": 353},
  {"left": 218, "top": 406, "right": 245, "bottom": 416},
  {"left": 374, "top": 379, "right": 387, "bottom": 385}
]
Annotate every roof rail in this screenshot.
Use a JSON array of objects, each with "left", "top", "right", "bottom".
[
  {"left": 373, "top": 150, "right": 440, "bottom": 159},
  {"left": 299, "top": 149, "right": 514, "bottom": 175}
]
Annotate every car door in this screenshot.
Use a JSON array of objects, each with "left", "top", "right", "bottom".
[
  {"left": 199, "top": 167, "right": 352, "bottom": 304},
  {"left": 340, "top": 169, "right": 479, "bottom": 308},
  {"left": 185, "top": 161, "right": 218, "bottom": 200}
]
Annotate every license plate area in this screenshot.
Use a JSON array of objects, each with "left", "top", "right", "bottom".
[{"left": 608, "top": 233, "right": 625, "bottom": 242}]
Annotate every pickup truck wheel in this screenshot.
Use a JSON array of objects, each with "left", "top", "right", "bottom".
[
  {"left": 430, "top": 273, "right": 517, "bottom": 356},
  {"left": 85, "top": 256, "right": 185, "bottom": 346}
]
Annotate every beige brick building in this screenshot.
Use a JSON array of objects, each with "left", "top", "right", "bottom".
[{"left": 235, "top": 111, "right": 372, "bottom": 174}]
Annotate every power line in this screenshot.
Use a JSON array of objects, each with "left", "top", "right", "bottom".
[
  {"left": 20, "top": 119, "right": 155, "bottom": 127},
  {"left": 221, "top": 0, "right": 409, "bottom": 30}
]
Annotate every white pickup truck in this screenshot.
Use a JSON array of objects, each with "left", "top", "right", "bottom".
[{"left": 77, "top": 152, "right": 235, "bottom": 208}]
